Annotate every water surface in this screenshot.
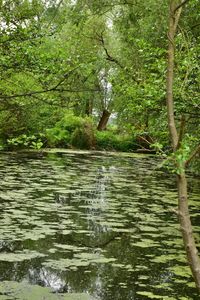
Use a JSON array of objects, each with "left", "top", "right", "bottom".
[{"left": 0, "top": 151, "right": 199, "bottom": 299}]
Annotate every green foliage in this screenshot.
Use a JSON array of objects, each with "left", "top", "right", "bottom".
[
  {"left": 7, "top": 134, "right": 44, "bottom": 150},
  {"left": 0, "top": 0, "right": 199, "bottom": 169},
  {"left": 95, "top": 131, "right": 137, "bottom": 152},
  {"left": 46, "top": 127, "right": 71, "bottom": 148},
  {"left": 71, "top": 122, "right": 95, "bottom": 150},
  {"left": 46, "top": 113, "right": 85, "bottom": 147},
  {"left": 46, "top": 113, "right": 95, "bottom": 148},
  {"left": 58, "top": 114, "right": 84, "bottom": 132},
  {"left": 0, "top": 138, "right": 6, "bottom": 151},
  {"left": 150, "top": 142, "right": 164, "bottom": 154}
]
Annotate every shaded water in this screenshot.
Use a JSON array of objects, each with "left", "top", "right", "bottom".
[{"left": 0, "top": 151, "right": 200, "bottom": 299}]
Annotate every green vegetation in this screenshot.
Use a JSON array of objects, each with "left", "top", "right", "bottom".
[
  {"left": 0, "top": 281, "right": 91, "bottom": 300},
  {"left": 0, "top": 0, "right": 199, "bottom": 158},
  {"left": 0, "top": 0, "right": 200, "bottom": 296}
]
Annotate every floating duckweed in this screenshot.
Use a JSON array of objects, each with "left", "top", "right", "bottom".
[
  {"left": 0, "top": 281, "right": 92, "bottom": 300},
  {"left": 0, "top": 152, "right": 199, "bottom": 300},
  {"left": 0, "top": 251, "right": 46, "bottom": 262}
]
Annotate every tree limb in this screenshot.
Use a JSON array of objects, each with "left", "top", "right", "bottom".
[
  {"left": 0, "top": 66, "right": 96, "bottom": 100},
  {"left": 96, "top": 32, "right": 123, "bottom": 68},
  {"left": 96, "top": 32, "right": 140, "bottom": 84},
  {"left": 0, "top": 88, "right": 99, "bottom": 100},
  {"left": 185, "top": 145, "right": 200, "bottom": 167},
  {"left": 47, "top": 0, "right": 65, "bottom": 28}
]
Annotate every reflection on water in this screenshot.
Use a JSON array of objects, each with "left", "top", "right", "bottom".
[{"left": 0, "top": 151, "right": 200, "bottom": 299}]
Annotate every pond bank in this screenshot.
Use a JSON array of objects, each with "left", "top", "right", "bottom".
[{"left": 0, "top": 148, "right": 156, "bottom": 158}]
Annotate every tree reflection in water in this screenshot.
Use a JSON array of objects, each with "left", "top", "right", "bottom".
[{"left": 0, "top": 152, "right": 199, "bottom": 299}]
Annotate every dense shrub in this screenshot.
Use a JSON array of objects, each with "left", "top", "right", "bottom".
[
  {"left": 46, "top": 113, "right": 85, "bottom": 147},
  {"left": 46, "top": 127, "right": 71, "bottom": 147},
  {"left": 57, "top": 113, "right": 84, "bottom": 132},
  {"left": 71, "top": 122, "right": 95, "bottom": 149},
  {"left": 95, "top": 131, "right": 137, "bottom": 152},
  {"left": 46, "top": 113, "right": 94, "bottom": 148},
  {"left": 3, "top": 111, "right": 152, "bottom": 153}
]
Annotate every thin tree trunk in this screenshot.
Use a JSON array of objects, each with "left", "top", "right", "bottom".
[
  {"left": 177, "top": 173, "right": 200, "bottom": 289},
  {"left": 97, "top": 109, "right": 111, "bottom": 131},
  {"left": 166, "top": 0, "right": 200, "bottom": 290},
  {"left": 166, "top": 0, "right": 179, "bottom": 150}
]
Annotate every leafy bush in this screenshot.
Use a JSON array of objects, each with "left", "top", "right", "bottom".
[
  {"left": 71, "top": 122, "right": 95, "bottom": 149},
  {"left": 46, "top": 113, "right": 94, "bottom": 148},
  {"left": 46, "top": 113, "right": 84, "bottom": 147},
  {"left": 95, "top": 131, "right": 137, "bottom": 152},
  {"left": 46, "top": 127, "right": 71, "bottom": 147},
  {"left": 56, "top": 113, "right": 84, "bottom": 132},
  {"left": 7, "top": 134, "right": 45, "bottom": 150}
]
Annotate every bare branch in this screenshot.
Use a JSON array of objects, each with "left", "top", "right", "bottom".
[
  {"left": 166, "top": 0, "right": 180, "bottom": 150},
  {"left": 173, "top": 6, "right": 183, "bottom": 32}
]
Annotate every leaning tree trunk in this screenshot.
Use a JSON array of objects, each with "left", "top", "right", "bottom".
[
  {"left": 166, "top": 0, "right": 200, "bottom": 290},
  {"left": 177, "top": 173, "right": 200, "bottom": 289},
  {"left": 97, "top": 109, "right": 111, "bottom": 131}
]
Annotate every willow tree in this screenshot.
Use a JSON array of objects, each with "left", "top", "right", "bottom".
[{"left": 166, "top": 0, "right": 200, "bottom": 290}]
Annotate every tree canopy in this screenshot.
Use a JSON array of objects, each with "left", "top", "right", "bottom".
[{"left": 0, "top": 0, "right": 199, "bottom": 157}]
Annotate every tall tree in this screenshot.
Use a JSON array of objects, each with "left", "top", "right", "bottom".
[{"left": 166, "top": 0, "right": 200, "bottom": 290}]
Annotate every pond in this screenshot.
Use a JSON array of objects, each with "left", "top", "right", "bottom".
[{"left": 0, "top": 151, "right": 199, "bottom": 300}]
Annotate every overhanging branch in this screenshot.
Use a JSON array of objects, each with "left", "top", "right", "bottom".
[
  {"left": 0, "top": 66, "right": 99, "bottom": 100},
  {"left": 0, "top": 88, "right": 99, "bottom": 100}
]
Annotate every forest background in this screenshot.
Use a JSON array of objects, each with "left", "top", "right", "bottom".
[
  {"left": 1, "top": 0, "right": 200, "bottom": 292},
  {"left": 0, "top": 0, "right": 199, "bottom": 171}
]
